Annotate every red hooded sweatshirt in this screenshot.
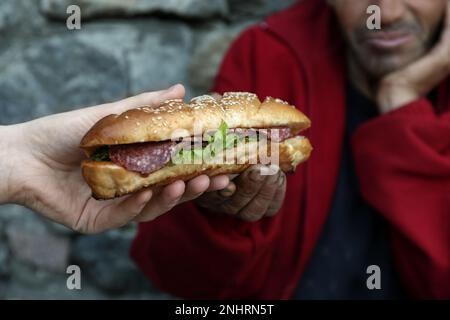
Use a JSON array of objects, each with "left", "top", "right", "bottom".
[{"left": 131, "top": 0, "right": 450, "bottom": 299}]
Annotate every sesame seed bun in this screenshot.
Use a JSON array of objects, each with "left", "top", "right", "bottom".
[
  {"left": 82, "top": 136, "right": 312, "bottom": 199},
  {"left": 79, "top": 92, "right": 311, "bottom": 154},
  {"left": 79, "top": 92, "right": 312, "bottom": 199}
]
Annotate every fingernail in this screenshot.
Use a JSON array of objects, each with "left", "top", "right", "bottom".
[{"left": 219, "top": 187, "right": 234, "bottom": 197}]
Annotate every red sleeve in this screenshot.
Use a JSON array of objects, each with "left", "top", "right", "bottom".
[
  {"left": 131, "top": 25, "right": 307, "bottom": 299},
  {"left": 352, "top": 99, "right": 450, "bottom": 299}
]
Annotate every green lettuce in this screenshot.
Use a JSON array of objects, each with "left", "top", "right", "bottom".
[
  {"left": 172, "top": 121, "right": 247, "bottom": 164},
  {"left": 90, "top": 121, "right": 254, "bottom": 164},
  {"left": 90, "top": 146, "right": 110, "bottom": 161}
]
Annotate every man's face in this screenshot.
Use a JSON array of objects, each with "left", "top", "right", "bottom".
[{"left": 328, "top": 0, "right": 446, "bottom": 79}]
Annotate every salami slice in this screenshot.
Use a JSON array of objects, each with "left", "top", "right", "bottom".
[
  {"left": 230, "top": 127, "right": 292, "bottom": 142},
  {"left": 108, "top": 127, "right": 293, "bottom": 174},
  {"left": 265, "top": 127, "right": 293, "bottom": 142},
  {"left": 110, "top": 141, "right": 176, "bottom": 175}
]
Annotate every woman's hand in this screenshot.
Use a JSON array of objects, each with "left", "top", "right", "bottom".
[{"left": 0, "top": 84, "right": 229, "bottom": 234}]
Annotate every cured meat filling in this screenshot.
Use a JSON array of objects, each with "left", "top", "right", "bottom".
[{"left": 91, "top": 126, "right": 294, "bottom": 175}]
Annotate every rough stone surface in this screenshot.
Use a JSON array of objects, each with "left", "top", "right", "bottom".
[
  {"left": 127, "top": 20, "right": 193, "bottom": 97},
  {"left": 0, "top": 0, "right": 296, "bottom": 299},
  {"left": 41, "top": 0, "right": 229, "bottom": 20},
  {"left": 24, "top": 36, "right": 128, "bottom": 111},
  {"left": 0, "top": 0, "right": 47, "bottom": 34},
  {"left": 6, "top": 218, "right": 70, "bottom": 273},
  {"left": 188, "top": 21, "right": 254, "bottom": 95},
  {"left": 70, "top": 229, "right": 154, "bottom": 294},
  {"left": 228, "top": 0, "right": 295, "bottom": 21},
  {"left": 0, "top": 242, "right": 9, "bottom": 277}
]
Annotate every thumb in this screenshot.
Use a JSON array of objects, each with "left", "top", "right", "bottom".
[
  {"left": 93, "top": 84, "right": 186, "bottom": 117},
  {"left": 113, "top": 84, "right": 186, "bottom": 111}
]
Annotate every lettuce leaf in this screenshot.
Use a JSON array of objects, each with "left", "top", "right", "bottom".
[
  {"left": 91, "top": 146, "right": 110, "bottom": 161},
  {"left": 172, "top": 121, "right": 247, "bottom": 164}
]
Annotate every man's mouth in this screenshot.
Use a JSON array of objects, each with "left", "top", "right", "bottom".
[{"left": 363, "top": 31, "right": 414, "bottom": 50}]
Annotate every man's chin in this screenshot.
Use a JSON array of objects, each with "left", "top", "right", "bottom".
[
  {"left": 365, "top": 61, "right": 403, "bottom": 78},
  {"left": 358, "top": 54, "right": 416, "bottom": 79},
  {"left": 354, "top": 44, "right": 427, "bottom": 79}
]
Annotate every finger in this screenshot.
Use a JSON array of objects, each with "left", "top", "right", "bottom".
[
  {"left": 117, "top": 84, "right": 186, "bottom": 110},
  {"left": 218, "top": 181, "right": 236, "bottom": 197},
  {"left": 237, "top": 170, "right": 281, "bottom": 221},
  {"left": 179, "top": 175, "right": 211, "bottom": 203},
  {"left": 265, "top": 173, "right": 287, "bottom": 217},
  {"left": 195, "top": 181, "right": 236, "bottom": 209},
  {"left": 220, "top": 165, "right": 267, "bottom": 215},
  {"left": 397, "top": 4, "right": 450, "bottom": 93},
  {"left": 88, "top": 189, "right": 153, "bottom": 233},
  {"left": 206, "top": 175, "right": 230, "bottom": 192},
  {"left": 134, "top": 180, "right": 186, "bottom": 222}
]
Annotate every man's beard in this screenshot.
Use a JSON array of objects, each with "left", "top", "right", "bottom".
[{"left": 348, "top": 20, "right": 431, "bottom": 80}]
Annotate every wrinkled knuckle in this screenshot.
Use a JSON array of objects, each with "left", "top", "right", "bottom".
[
  {"left": 221, "top": 202, "right": 241, "bottom": 215},
  {"left": 237, "top": 186, "right": 257, "bottom": 199},
  {"left": 257, "top": 188, "right": 276, "bottom": 202}
]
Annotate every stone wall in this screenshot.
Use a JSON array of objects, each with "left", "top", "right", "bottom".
[{"left": 0, "top": 0, "right": 296, "bottom": 299}]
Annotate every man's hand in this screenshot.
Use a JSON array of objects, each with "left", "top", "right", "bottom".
[
  {"left": 195, "top": 165, "right": 286, "bottom": 222},
  {"left": 0, "top": 84, "right": 229, "bottom": 234},
  {"left": 377, "top": 0, "right": 450, "bottom": 113}
]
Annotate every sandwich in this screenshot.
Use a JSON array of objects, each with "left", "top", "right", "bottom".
[{"left": 80, "top": 92, "right": 312, "bottom": 199}]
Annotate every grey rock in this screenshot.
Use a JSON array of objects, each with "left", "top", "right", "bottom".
[
  {"left": 75, "top": 22, "right": 140, "bottom": 61},
  {"left": 189, "top": 22, "right": 253, "bottom": 95},
  {"left": 127, "top": 20, "right": 193, "bottom": 97},
  {"left": 23, "top": 35, "right": 128, "bottom": 112},
  {"left": 228, "top": 0, "right": 296, "bottom": 21},
  {"left": 0, "top": 205, "right": 49, "bottom": 233},
  {"left": 0, "top": 34, "right": 128, "bottom": 124},
  {"left": 0, "top": 53, "right": 50, "bottom": 125},
  {"left": 0, "top": 0, "right": 20, "bottom": 32},
  {"left": 41, "top": 0, "right": 229, "bottom": 20},
  {"left": 5, "top": 218, "right": 70, "bottom": 273},
  {"left": 6, "top": 258, "right": 108, "bottom": 299},
  {"left": 43, "top": 221, "right": 76, "bottom": 237},
  {"left": 70, "top": 229, "right": 155, "bottom": 295},
  {"left": 0, "top": 282, "right": 6, "bottom": 299},
  {"left": 0, "top": 242, "right": 10, "bottom": 277},
  {"left": 0, "top": 0, "right": 46, "bottom": 35}
]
